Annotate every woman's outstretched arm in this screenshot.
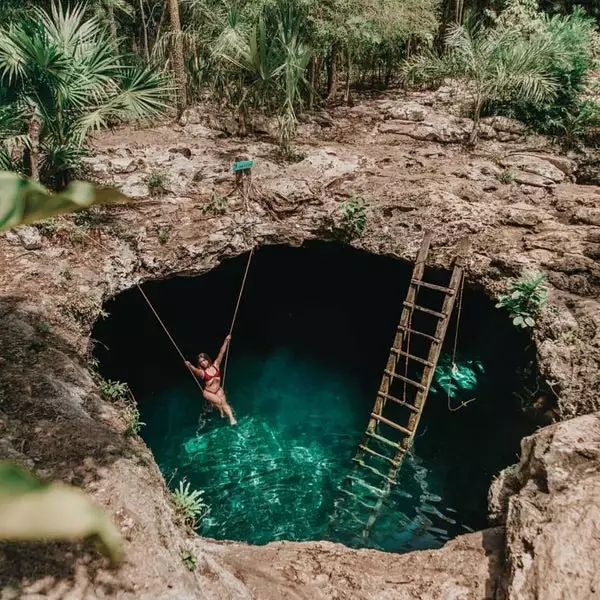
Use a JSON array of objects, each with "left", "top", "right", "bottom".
[
  {"left": 185, "top": 361, "right": 204, "bottom": 377},
  {"left": 214, "top": 334, "right": 231, "bottom": 368}
]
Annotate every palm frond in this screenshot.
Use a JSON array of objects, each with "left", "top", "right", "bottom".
[{"left": 111, "top": 65, "right": 173, "bottom": 120}]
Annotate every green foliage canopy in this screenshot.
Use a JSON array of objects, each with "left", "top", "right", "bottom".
[{"left": 0, "top": 3, "right": 170, "bottom": 186}]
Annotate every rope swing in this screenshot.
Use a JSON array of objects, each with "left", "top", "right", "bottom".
[
  {"left": 222, "top": 246, "right": 255, "bottom": 386},
  {"left": 79, "top": 227, "right": 255, "bottom": 395},
  {"left": 446, "top": 271, "right": 475, "bottom": 412}
]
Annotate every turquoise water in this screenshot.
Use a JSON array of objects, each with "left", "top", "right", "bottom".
[{"left": 142, "top": 346, "right": 488, "bottom": 551}]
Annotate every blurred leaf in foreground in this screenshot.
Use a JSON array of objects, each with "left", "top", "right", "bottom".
[
  {"left": 0, "top": 172, "right": 128, "bottom": 231},
  {"left": 0, "top": 462, "right": 122, "bottom": 563}
]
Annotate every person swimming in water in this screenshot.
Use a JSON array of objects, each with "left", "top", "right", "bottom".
[{"left": 185, "top": 334, "right": 237, "bottom": 425}]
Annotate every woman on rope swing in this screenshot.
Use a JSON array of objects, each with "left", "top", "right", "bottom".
[{"left": 185, "top": 334, "right": 237, "bottom": 426}]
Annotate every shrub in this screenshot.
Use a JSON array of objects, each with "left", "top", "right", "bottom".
[
  {"left": 200, "top": 191, "right": 228, "bottom": 215},
  {"left": 500, "top": 170, "right": 514, "bottom": 184},
  {"left": 496, "top": 273, "right": 548, "bottom": 328},
  {"left": 404, "top": 20, "right": 561, "bottom": 143},
  {"left": 99, "top": 378, "right": 128, "bottom": 401},
  {"left": 145, "top": 169, "right": 169, "bottom": 196},
  {"left": 339, "top": 196, "right": 367, "bottom": 238},
  {"left": 157, "top": 228, "right": 170, "bottom": 245},
  {"left": 181, "top": 547, "right": 197, "bottom": 571},
  {"left": 171, "top": 478, "right": 209, "bottom": 528},
  {"left": 545, "top": 99, "right": 600, "bottom": 149},
  {"left": 123, "top": 402, "right": 144, "bottom": 437},
  {"left": 490, "top": 3, "right": 598, "bottom": 137}
]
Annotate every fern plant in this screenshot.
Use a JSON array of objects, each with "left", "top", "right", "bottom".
[
  {"left": 200, "top": 191, "right": 228, "bottom": 215},
  {"left": 99, "top": 378, "right": 128, "bottom": 401},
  {"left": 124, "top": 402, "right": 144, "bottom": 437},
  {"left": 496, "top": 273, "right": 548, "bottom": 328},
  {"left": 171, "top": 478, "right": 209, "bottom": 528},
  {"left": 145, "top": 169, "right": 169, "bottom": 196},
  {"left": 339, "top": 196, "right": 367, "bottom": 238}
]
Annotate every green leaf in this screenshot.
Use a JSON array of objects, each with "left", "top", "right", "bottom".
[
  {"left": 513, "top": 316, "right": 524, "bottom": 326},
  {"left": 511, "top": 290, "right": 522, "bottom": 299},
  {"left": 0, "top": 462, "right": 122, "bottom": 563},
  {"left": 0, "top": 172, "right": 128, "bottom": 231},
  {"left": 524, "top": 316, "right": 535, "bottom": 327}
]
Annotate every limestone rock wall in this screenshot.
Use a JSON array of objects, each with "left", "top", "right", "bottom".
[{"left": 490, "top": 414, "right": 600, "bottom": 600}]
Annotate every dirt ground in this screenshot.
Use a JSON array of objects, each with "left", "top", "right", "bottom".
[{"left": 0, "top": 88, "right": 599, "bottom": 598}]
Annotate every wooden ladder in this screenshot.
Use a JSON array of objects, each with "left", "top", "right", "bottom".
[{"left": 332, "top": 231, "right": 469, "bottom": 540}]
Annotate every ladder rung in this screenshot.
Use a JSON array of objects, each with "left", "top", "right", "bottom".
[
  {"left": 383, "top": 370, "right": 426, "bottom": 391},
  {"left": 353, "top": 457, "right": 396, "bottom": 483},
  {"left": 403, "top": 301, "right": 446, "bottom": 319},
  {"left": 339, "top": 488, "right": 378, "bottom": 510},
  {"left": 376, "top": 391, "right": 420, "bottom": 413},
  {"left": 358, "top": 443, "right": 396, "bottom": 464},
  {"left": 366, "top": 431, "right": 405, "bottom": 451},
  {"left": 389, "top": 347, "right": 434, "bottom": 367},
  {"left": 397, "top": 325, "right": 441, "bottom": 343},
  {"left": 336, "top": 507, "right": 369, "bottom": 526},
  {"left": 347, "top": 476, "right": 386, "bottom": 497},
  {"left": 412, "top": 279, "right": 455, "bottom": 294},
  {"left": 370, "top": 413, "right": 412, "bottom": 436}
]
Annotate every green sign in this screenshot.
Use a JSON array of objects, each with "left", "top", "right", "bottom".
[{"left": 232, "top": 160, "right": 254, "bottom": 172}]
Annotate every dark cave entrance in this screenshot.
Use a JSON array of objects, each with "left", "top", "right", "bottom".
[{"left": 92, "top": 241, "right": 536, "bottom": 552}]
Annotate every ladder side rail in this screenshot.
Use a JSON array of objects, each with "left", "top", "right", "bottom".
[
  {"left": 362, "top": 238, "right": 469, "bottom": 536},
  {"left": 368, "top": 232, "right": 432, "bottom": 433}
]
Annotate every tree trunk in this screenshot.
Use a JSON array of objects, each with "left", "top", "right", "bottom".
[
  {"left": 153, "top": 2, "right": 168, "bottom": 54},
  {"left": 28, "top": 113, "right": 41, "bottom": 182},
  {"left": 139, "top": 0, "right": 150, "bottom": 62},
  {"left": 468, "top": 97, "right": 484, "bottom": 145},
  {"left": 106, "top": 2, "right": 118, "bottom": 53},
  {"left": 168, "top": 0, "right": 187, "bottom": 117},
  {"left": 455, "top": 0, "right": 465, "bottom": 24},
  {"left": 437, "top": 0, "right": 454, "bottom": 50},
  {"left": 308, "top": 57, "right": 316, "bottom": 110},
  {"left": 344, "top": 49, "right": 351, "bottom": 105},
  {"left": 326, "top": 44, "right": 339, "bottom": 101}
]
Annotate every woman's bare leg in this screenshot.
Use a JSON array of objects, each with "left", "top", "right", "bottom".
[
  {"left": 204, "top": 389, "right": 237, "bottom": 425},
  {"left": 203, "top": 390, "right": 225, "bottom": 417}
]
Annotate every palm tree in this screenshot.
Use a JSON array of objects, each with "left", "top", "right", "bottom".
[
  {"left": 404, "top": 22, "right": 561, "bottom": 143},
  {"left": 93, "top": 0, "right": 136, "bottom": 53},
  {"left": 0, "top": 3, "right": 170, "bottom": 186},
  {"left": 214, "top": 5, "right": 311, "bottom": 153},
  {"left": 168, "top": 0, "right": 187, "bottom": 116}
]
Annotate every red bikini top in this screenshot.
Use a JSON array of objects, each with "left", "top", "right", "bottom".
[{"left": 203, "top": 366, "right": 220, "bottom": 383}]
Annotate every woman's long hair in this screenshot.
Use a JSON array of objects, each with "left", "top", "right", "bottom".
[{"left": 198, "top": 352, "right": 212, "bottom": 365}]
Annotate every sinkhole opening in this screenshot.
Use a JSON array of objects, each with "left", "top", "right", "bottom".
[{"left": 93, "top": 241, "right": 537, "bottom": 553}]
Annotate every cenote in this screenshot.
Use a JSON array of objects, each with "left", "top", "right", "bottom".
[{"left": 93, "top": 242, "right": 536, "bottom": 553}]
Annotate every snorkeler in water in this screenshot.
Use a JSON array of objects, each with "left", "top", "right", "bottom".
[{"left": 185, "top": 334, "right": 237, "bottom": 426}]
